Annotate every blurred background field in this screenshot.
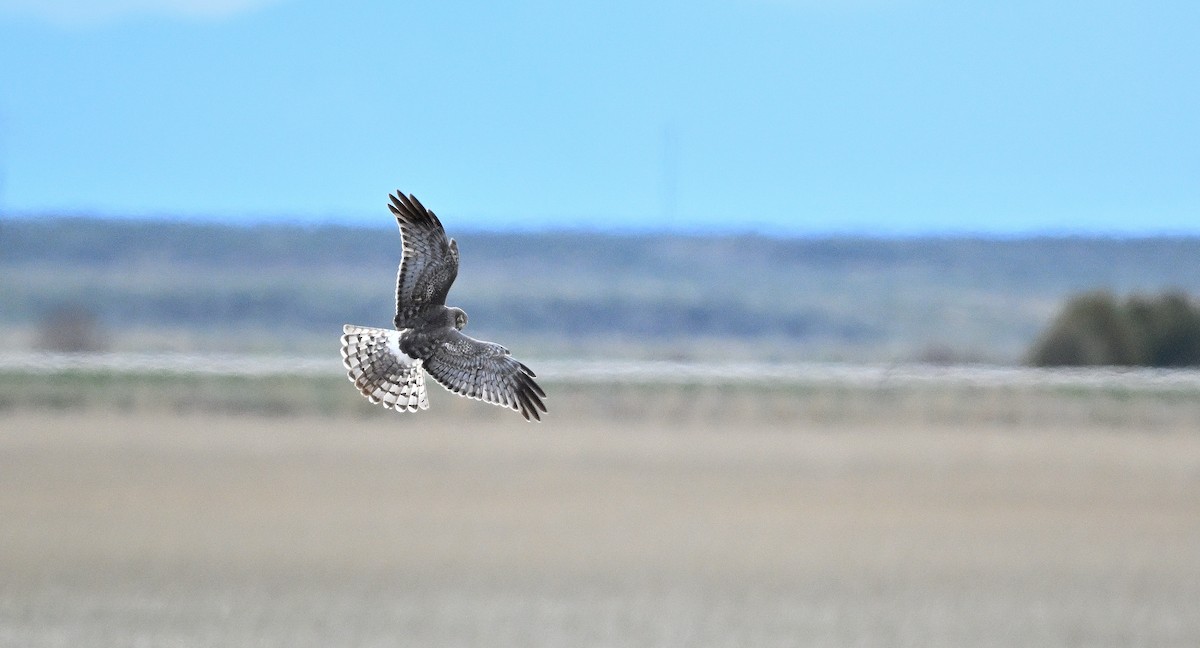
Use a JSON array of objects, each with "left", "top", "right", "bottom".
[
  {"left": 4, "top": 1, "right": 1200, "bottom": 645},
  {"left": 4, "top": 221, "right": 1200, "bottom": 646},
  {"left": 2, "top": 374, "right": 1199, "bottom": 646}
]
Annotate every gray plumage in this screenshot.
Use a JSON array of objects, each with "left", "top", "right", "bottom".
[{"left": 341, "top": 190, "right": 547, "bottom": 421}]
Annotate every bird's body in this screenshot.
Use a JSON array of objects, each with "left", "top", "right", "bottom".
[{"left": 341, "top": 191, "right": 547, "bottom": 421}]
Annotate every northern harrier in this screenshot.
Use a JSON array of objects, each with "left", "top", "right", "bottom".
[{"left": 341, "top": 191, "right": 547, "bottom": 421}]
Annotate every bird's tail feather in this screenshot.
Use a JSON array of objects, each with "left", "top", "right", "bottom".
[{"left": 340, "top": 324, "right": 429, "bottom": 412}]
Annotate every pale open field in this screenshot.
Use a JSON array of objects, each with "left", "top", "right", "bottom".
[{"left": 2, "top": 385, "right": 1199, "bottom": 646}]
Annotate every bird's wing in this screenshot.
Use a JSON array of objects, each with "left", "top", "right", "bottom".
[
  {"left": 388, "top": 191, "right": 460, "bottom": 327},
  {"left": 421, "top": 328, "right": 547, "bottom": 421},
  {"left": 341, "top": 324, "right": 430, "bottom": 412}
]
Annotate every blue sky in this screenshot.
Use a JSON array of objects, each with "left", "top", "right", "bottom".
[{"left": 0, "top": 0, "right": 1197, "bottom": 234}]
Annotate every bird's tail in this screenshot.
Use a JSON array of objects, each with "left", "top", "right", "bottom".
[{"left": 340, "top": 324, "right": 429, "bottom": 412}]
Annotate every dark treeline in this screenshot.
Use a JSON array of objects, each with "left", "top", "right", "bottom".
[{"left": 5, "top": 217, "right": 1200, "bottom": 362}]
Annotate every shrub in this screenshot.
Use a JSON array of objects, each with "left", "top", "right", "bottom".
[
  {"left": 1126, "top": 293, "right": 1200, "bottom": 366},
  {"left": 1027, "top": 291, "right": 1200, "bottom": 367}
]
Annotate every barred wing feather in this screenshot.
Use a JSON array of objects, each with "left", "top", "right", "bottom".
[
  {"left": 388, "top": 192, "right": 459, "bottom": 327},
  {"left": 340, "top": 325, "right": 429, "bottom": 412},
  {"left": 421, "top": 329, "right": 547, "bottom": 421}
]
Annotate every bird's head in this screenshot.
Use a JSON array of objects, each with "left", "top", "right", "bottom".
[{"left": 450, "top": 307, "right": 468, "bottom": 331}]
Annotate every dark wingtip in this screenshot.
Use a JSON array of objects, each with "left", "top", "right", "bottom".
[
  {"left": 388, "top": 192, "right": 406, "bottom": 217},
  {"left": 387, "top": 189, "right": 444, "bottom": 233},
  {"left": 520, "top": 370, "right": 547, "bottom": 399},
  {"left": 407, "top": 192, "right": 427, "bottom": 214},
  {"left": 524, "top": 385, "right": 546, "bottom": 413},
  {"left": 514, "top": 390, "right": 535, "bottom": 419}
]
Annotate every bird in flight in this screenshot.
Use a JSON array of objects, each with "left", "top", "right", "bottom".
[{"left": 341, "top": 191, "right": 547, "bottom": 421}]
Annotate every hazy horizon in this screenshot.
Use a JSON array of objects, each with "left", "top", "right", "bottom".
[{"left": 10, "top": 209, "right": 1200, "bottom": 239}]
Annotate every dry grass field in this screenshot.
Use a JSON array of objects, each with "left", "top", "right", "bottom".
[{"left": 1, "top": 379, "right": 1199, "bottom": 646}]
